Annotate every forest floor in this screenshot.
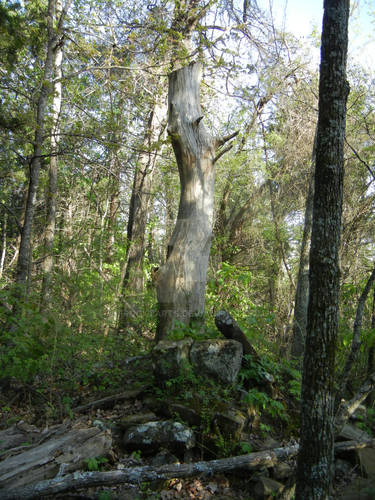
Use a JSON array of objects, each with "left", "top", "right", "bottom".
[{"left": 1, "top": 354, "right": 375, "bottom": 499}]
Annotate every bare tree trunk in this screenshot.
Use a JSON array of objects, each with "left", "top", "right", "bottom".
[
  {"left": 40, "top": 0, "right": 65, "bottom": 310},
  {"left": 15, "top": 0, "right": 71, "bottom": 297},
  {"left": 15, "top": 0, "right": 56, "bottom": 291},
  {"left": 295, "top": 0, "right": 350, "bottom": 498},
  {"left": 366, "top": 288, "right": 375, "bottom": 406},
  {"left": 118, "top": 102, "right": 166, "bottom": 330},
  {"left": 290, "top": 135, "right": 316, "bottom": 360},
  {"left": 336, "top": 264, "right": 375, "bottom": 405},
  {"left": 0, "top": 212, "right": 7, "bottom": 280},
  {"left": 155, "top": 62, "right": 237, "bottom": 341}
]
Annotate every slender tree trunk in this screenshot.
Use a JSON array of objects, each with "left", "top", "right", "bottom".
[
  {"left": 366, "top": 288, "right": 375, "bottom": 406},
  {"left": 15, "top": 0, "right": 71, "bottom": 297},
  {"left": 295, "top": 1, "right": 350, "bottom": 498},
  {"left": 336, "top": 264, "right": 375, "bottom": 404},
  {"left": 40, "top": 0, "right": 65, "bottom": 310},
  {"left": 15, "top": 0, "right": 57, "bottom": 291},
  {"left": 117, "top": 101, "right": 166, "bottom": 330},
  {"left": 155, "top": 62, "right": 217, "bottom": 341},
  {"left": 0, "top": 212, "right": 7, "bottom": 280},
  {"left": 290, "top": 134, "right": 316, "bottom": 360}
]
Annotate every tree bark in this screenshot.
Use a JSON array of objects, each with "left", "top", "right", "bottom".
[
  {"left": 155, "top": 62, "right": 217, "bottom": 341},
  {"left": 15, "top": 0, "right": 57, "bottom": 291},
  {"left": 0, "top": 211, "right": 7, "bottom": 280},
  {"left": 0, "top": 425, "right": 111, "bottom": 492},
  {"left": 295, "top": 1, "right": 350, "bottom": 498},
  {"left": 118, "top": 102, "right": 166, "bottom": 330},
  {"left": 290, "top": 133, "right": 316, "bottom": 360},
  {"left": 366, "top": 288, "right": 375, "bottom": 406},
  {"left": 336, "top": 264, "right": 375, "bottom": 405},
  {"left": 15, "top": 0, "right": 71, "bottom": 297},
  {"left": 40, "top": 0, "right": 65, "bottom": 310}
]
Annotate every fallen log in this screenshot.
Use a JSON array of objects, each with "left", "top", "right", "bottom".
[
  {"left": 3, "top": 438, "right": 375, "bottom": 500},
  {"left": 0, "top": 425, "right": 112, "bottom": 491},
  {"left": 72, "top": 386, "right": 148, "bottom": 414},
  {"left": 0, "top": 444, "right": 300, "bottom": 499}
]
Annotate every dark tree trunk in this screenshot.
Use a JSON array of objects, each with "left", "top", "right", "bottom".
[{"left": 295, "top": 1, "right": 350, "bottom": 498}]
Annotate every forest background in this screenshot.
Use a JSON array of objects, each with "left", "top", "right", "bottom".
[{"left": 0, "top": 0, "right": 375, "bottom": 431}]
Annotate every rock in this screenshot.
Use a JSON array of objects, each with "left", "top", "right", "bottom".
[
  {"left": 337, "top": 477, "right": 375, "bottom": 499},
  {"left": 167, "top": 402, "right": 202, "bottom": 427},
  {"left": 338, "top": 423, "right": 371, "bottom": 442},
  {"left": 358, "top": 448, "right": 375, "bottom": 479},
  {"left": 152, "top": 339, "right": 193, "bottom": 383},
  {"left": 117, "top": 412, "right": 159, "bottom": 431},
  {"left": 214, "top": 409, "right": 247, "bottom": 440},
  {"left": 190, "top": 339, "right": 243, "bottom": 384},
  {"left": 151, "top": 449, "right": 180, "bottom": 466},
  {"left": 335, "top": 458, "right": 353, "bottom": 479},
  {"left": 123, "top": 420, "right": 195, "bottom": 454},
  {"left": 253, "top": 476, "right": 284, "bottom": 499},
  {"left": 272, "top": 461, "right": 293, "bottom": 480}
]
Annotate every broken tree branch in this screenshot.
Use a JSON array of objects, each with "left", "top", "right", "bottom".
[
  {"left": 335, "top": 372, "right": 375, "bottom": 436},
  {"left": 216, "top": 130, "right": 239, "bottom": 148},
  {"left": 336, "top": 264, "right": 375, "bottom": 404}
]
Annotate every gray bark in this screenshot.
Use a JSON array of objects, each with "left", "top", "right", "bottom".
[
  {"left": 295, "top": 1, "right": 350, "bottom": 498},
  {"left": 40, "top": 0, "right": 65, "bottom": 309},
  {"left": 336, "top": 264, "right": 375, "bottom": 405},
  {"left": 290, "top": 134, "right": 316, "bottom": 360},
  {"left": 15, "top": 0, "right": 71, "bottom": 293},
  {"left": 0, "top": 425, "right": 111, "bottom": 492},
  {"left": 15, "top": 0, "right": 56, "bottom": 289},
  {"left": 156, "top": 62, "right": 216, "bottom": 340},
  {"left": 118, "top": 102, "right": 166, "bottom": 330},
  {"left": 0, "top": 212, "right": 7, "bottom": 280}
]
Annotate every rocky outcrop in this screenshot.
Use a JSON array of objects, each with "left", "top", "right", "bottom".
[
  {"left": 152, "top": 338, "right": 243, "bottom": 386},
  {"left": 190, "top": 339, "right": 243, "bottom": 385},
  {"left": 123, "top": 420, "right": 195, "bottom": 454}
]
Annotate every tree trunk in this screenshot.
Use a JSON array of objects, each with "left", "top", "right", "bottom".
[
  {"left": 40, "top": 0, "right": 65, "bottom": 310},
  {"left": 295, "top": 1, "right": 350, "bottom": 498},
  {"left": 155, "top": 62, "right": 216, "bottom": 341},
  {"left": 118, "top": 102, "right": 166, "bottom": 330},
  {"left": 15, "top": 0, "right": 57, "bottom": 291},
  {"left": 336, "top": 264, "right": 375, "bottom": 404},
  {"left": 0, "top": 212, "right": 7, "bottom": 280},
  {"left": 290, "top": 134, "right": 316, "bottom": 360},
  {"left": 366, "top": 288, "right": 375, "bottom": 406}
]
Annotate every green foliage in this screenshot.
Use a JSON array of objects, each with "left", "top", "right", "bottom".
[
  {"left": 84, "top": 456, "right": 108, "bottom": 472},
  {"left": 243, "top": 389, "right": 287, "bottom": 421},
  {"left": 97, "top": 491, "right": 113, "bottom": 500}
]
